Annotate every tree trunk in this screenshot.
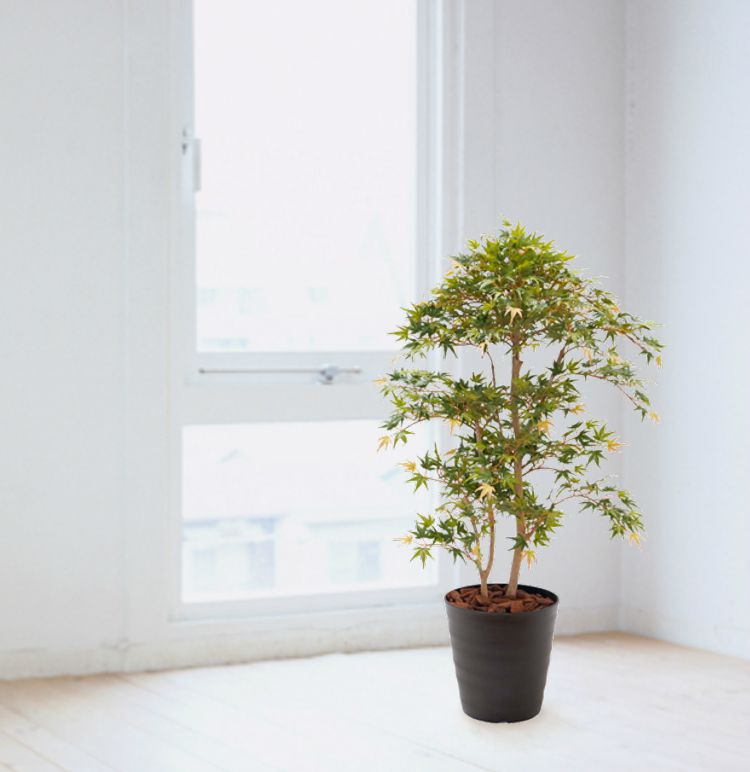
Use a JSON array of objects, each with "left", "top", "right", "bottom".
[
  {"left": 506, "top": 542, "right": 523, "bottom": 599},
  {"left": 478, "top": 506, "right": 496, "bottom": 600},
  {"left": 507, "top": 334, "right": 526, "bottom": 600},
  {"left": 479, "top": 571, "right": 489, "bottom": 600}
]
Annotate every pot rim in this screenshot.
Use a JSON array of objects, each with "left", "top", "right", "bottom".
[{"left": 444, "top": 582, "right": 559, "bottom": 616}]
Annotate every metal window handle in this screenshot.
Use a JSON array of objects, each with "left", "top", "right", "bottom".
[
  {"left": 181, "top": 129, "right": 201, "bottom": 192},
  {"left": 318, "top": 364, "right": 361, "bottom": 384},
  {"left": 198, "top": 364, "right": 362, "bottom": 385}
]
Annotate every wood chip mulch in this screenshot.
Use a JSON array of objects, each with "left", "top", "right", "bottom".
[{"left": 446, "top": 584, "right": 555, "bottom": 613}]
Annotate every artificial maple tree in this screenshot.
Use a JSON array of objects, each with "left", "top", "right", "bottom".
[{"left": 379, "top": 223, "right": 662, "bottom": 600}]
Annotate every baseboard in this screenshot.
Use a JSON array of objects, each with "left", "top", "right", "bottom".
[
  {"left": 0, "top": 602, "right": 620, "bottom": 680},
  {"left": 555, "top": 603, "right": 619, "bottom": 636},
  {"left": 0, "top": 603, "right": 447, "bottom": 680}
]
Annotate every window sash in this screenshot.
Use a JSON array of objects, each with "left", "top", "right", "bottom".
[{"left": 169, "top": 0, "right": 455, "bottom": 620}]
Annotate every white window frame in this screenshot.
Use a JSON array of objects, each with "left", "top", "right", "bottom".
[{"left": 167, "top": 0, "right": 464, "bottom": 623}]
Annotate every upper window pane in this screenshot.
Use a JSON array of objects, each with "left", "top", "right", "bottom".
[{"left": 194, "top": 0, "right": 418, "bottom": 353}]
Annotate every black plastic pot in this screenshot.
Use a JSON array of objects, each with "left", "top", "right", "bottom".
[{"left": 445, "top": 583, "right": 559, "bottom": 723}]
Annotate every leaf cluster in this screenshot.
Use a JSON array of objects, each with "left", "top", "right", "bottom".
[{"left": 381, "top": 222, "right": 662, "bottom": 578}]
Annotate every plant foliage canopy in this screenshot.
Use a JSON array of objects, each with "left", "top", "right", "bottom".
[{"left": 379, "top": 222, "right": 663, "bottom": 599}]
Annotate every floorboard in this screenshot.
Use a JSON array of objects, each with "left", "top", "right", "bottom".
[{"left": 0, "top": 633, "right": 747, "bottom": 771}]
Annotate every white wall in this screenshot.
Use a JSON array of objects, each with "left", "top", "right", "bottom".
[
  {"left": 485, "top": 0, "right": 627, "bottom": 627},
  {"left": 452, "top": 0, "right": 627, "bottom": 626},
  {"left": 414, "top": 0, "right": 627, "bottom": 629},
  {"left": 0, "top": 0, "right": 180, "bottom": 677},
  {"left": 620, "top": 0, "right": 750, "bottom": 658},
  {"left": 2, "top": 0, "right": 711, "bottom": 678},
  {"left": 0, "top": 0, "right": 128, "bottom": 661}
]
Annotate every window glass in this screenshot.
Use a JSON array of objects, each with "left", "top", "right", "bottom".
[
  {"left": 182, "top": 420, "right": 436, "bottom": 601},
  {"left": 193, "top": 0, "right": 418, "bottom": 353}
]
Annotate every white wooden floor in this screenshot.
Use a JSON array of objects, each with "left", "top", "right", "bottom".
[{"left": 0, "top": 633, "right": 747, "bottom": 771}]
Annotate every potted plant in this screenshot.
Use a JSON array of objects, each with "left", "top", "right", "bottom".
[{"left": 379, "top": 222, "right": 662, "bottom": 722}]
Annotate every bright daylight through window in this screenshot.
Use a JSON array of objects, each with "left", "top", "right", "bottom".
[
  {"left": 181, "top": 0, "right": 433, "bottom": 605},
  {"left": 182, "top": 421, "right": 435, "bottom": 602},
  {"left": 194, "top": 0, "right": 417, "bottom": 352}
]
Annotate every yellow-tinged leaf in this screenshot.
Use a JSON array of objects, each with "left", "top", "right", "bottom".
[
  {"left": 628, "top": 532, "right": 642, "bottom": 547},
  {"left": 401, "top": 461, "right": 417, "bottom": 473},
  {"left": 648, "top": 411, "right": 661, "bottom": 424},
  {"left": 505, "top": 306, "right": 523, "bottom": 323},
  {"left": 477, "top": 482, "right": 495, "bottom": 500},
  {"left": 571, "top": 403, "right": 586, "bottom": 415},
  {"left": 607, "top": 438, "right": 625, "bottom": 452},
  {"left": 448, "top": 418, "right": 461, "bottom": 435},
  {"left": 608, "top": 353, "right": 622, "bottom": 365},
  {"left": 656, "top": 355, "right": 663, "bottom": 367},
  {"left": 394, "top": 534, "right": 413, "bottom": 545},
  {"left": 377, "top": 435, "right": 391, "bottom": 451},
  {"left": 537, "top": 418, "right": 553, "bottom": 435},
  {"left": 582, "top": 346, "right": 594, "bottom": 363},
  {"left": 373, "top": 377, "right": 387, "bottom": 386},
  {"left": 523, "top": 549, "right": 536, "bottom": 569}
]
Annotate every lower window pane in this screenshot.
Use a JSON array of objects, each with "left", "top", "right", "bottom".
[{"left": 181, "top": 420, "right": 436, "bottom": 602}]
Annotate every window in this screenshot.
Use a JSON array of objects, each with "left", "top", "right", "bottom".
[{"left": 174, "top": 0, "right": 444, "bottom": 615}]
